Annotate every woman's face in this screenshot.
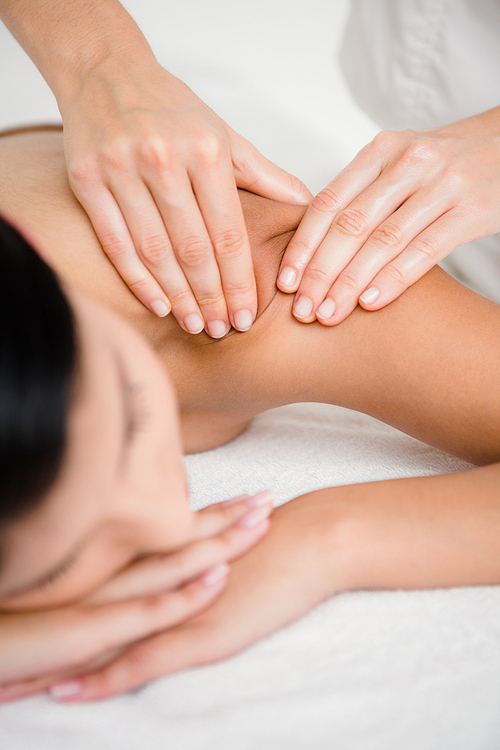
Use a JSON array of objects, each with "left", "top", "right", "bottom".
[{"left": 0, "top": 288, "right": 192, "bottom": 612}]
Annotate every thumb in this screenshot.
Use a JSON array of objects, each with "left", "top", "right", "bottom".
[{"left": 231, "top": 132, "right": 312, "bottom": 205}]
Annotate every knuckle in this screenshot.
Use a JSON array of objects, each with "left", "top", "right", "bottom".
[
  {"left": 403, "top": 138, "right": 439, "bottom": 167},
  {"left": 411, "top": 234, "right": 441, "bottom": 262},
  {"left": 167, "top": 287, "right": 195, "bottom": 307},
  {"left": 370, "top": 222, "right": 404, "bottom": 250},
  {"left": 138, "top": 136, "right": 171, "bottom": 171},
  {"left": 127, "top": 275, "right": 155, "bottom": 296},
  {"left": 68, "top": 158, "right": 99, "bottom": 188},
  {"left": 139, "top": 234, "right": 169, "bottom": 265},
  {"left": 336, "top": 268, "right": 363, "bottom": 292},
  {"left": 195, "top": 132, "right": 226, "bottom": 165},
  {"left": 384, "top": 263, "right": 407, "bottom": 287},
  {"left": 371, "top": 129, "right": 399, "bottom": 149},
  {"left": 100, "top": 233, "right": 130, "bottom": 261},
  {"left": 212, "top": 228, "right": 247, "bottom": 260},
  {"left": 194, "top": 290, "right": 226, "bottom": 309},
  {"left": 334, "top": 208, "right": 368, "bottom": 239},
  {"left": 222, "top": 276, "right": 255, "bottom": 298},
  {"left": 304, "top": 263, "right": 332, "bottom": 286},
  {"left": 177, "top": 237, "right": 212, "bottom": 267},
  {"left": 313, "top": 186, "right": 343, "bottom": 214}
]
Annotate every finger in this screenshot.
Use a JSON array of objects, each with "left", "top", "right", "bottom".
[
  {"left": 191, "top": 490, "right": 274, "bottom": 541},
  {"left": 87, "top": 507, "right": 271, "bottom": 605},
  {"left": 71, "top": 182, "right": 172, "bottom": 318},
  {"left": 109, "top": 176, "right": 207, "bottom": 335},
  {"left": 0, "top": 677, "right": 50, "bottom": 704},
  {"left": 61, "top": 570, "right": 229, "bottom": 672},
  {"left": 150, "top": 169, "right": 233, "bottom": 337},
  {"left": 277, "top": 143, "right": 386, "bottom": 293},
  {"left": 358, "top": 210, "right": 469, "bottom": 310},
  {"left": 192, "top": 160, "right": 258, "bottom": 332},
  {"left": 231, "top": 130, "right": 312, "bottom": 205},
  {"left": 48, "top": 621, "right": 214, "bottom": 702},
  {"left": 315, "top": 190, "right": 452, "bottom": 325}
]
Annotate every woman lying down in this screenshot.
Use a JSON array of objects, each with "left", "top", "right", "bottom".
[{"left": 0, "top": 126, "right": 500, "bottom": 703}]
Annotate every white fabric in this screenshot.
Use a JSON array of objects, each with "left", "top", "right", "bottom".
[{"left": 2, "top": 404, "right": 500, "bottom": 749}]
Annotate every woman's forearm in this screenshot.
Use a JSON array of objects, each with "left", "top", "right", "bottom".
[
  {"left": 315, "top": 462, "right": 500, "bottom": 594},
  {"left": 0, "top": 0, "right": 156, "bottom": 100}
]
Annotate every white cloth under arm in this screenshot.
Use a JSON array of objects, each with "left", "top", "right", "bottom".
[{"left": 339, "top": 0, "right": 500, "bottom": 303}]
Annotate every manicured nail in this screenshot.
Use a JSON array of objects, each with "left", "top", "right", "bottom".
[
  {"left": 360, "top": 286, "right": 380, "bottom": 305},
  {"left": 293, "top": 296, "right": 313, "bottom": 319},
  {"left": 316, "top": 298, "right": 336, "bottom": 319},
  {"left": 238, "top": 505, "right": 272, "bottom": 529},
  {"left": 200, "top": 563, "right": 229, "bottom": 586},
  {"left": 183, "top": 313, "right": 204, "bottom": 334},
  {"left": 207, "top": 320, "right": 228, "bottom": 338},
  {"left": 50, "top": 681, "right": 83, "bottom": 701},
  {"left": 278, "top": 266, "right": 297, "bottom": 288},
  {"left": 234, "top": 309, "right": 253, "bottom": 331},
  {"left": 245, "top": 489, "right": 274, "bottom": 507},
  {"left": 221, "top": 494, "right": 251, "bottom": 507},
  {"left": 150, "top": 299, "right": 170, "bottom": 317}
]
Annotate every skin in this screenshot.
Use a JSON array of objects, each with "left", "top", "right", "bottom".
[
  {"left": 0, "top": 0, "right": 310, "bottom": 334},
  {"left": 1, "top": 129, "right": 500, "bottom": 701},
  {"left": 279, "top": 108, "right": 500, "bottom": 326}
]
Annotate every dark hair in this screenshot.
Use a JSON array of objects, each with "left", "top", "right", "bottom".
[{"left": 0, "top": 215, "right": 78, "bottom": 524}]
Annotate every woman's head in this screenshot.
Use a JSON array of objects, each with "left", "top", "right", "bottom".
[{"left": 0, "top": 217, "right": 192, "bottom": 612}]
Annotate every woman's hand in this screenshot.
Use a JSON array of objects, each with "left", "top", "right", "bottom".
[
  {"left": 0, "top": 491, "right": 274, "bottom": 702},
  {"left": 42, "top": 492, "right": 346, "bottom": 702},
  {"left": 278, "top": 107, "right": 500, "bottom": 325},
  {"left": 61, "top": 62, "right": 310, "bottom": 337}
]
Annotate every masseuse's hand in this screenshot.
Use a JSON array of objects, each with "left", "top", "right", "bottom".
[
  {"left": 278, "top": 107, "right": 500, "bottom": 325},
  {"left": 61, "top": 64, "right": 310, "bottom": 337},
  {"left": 0, "top": 492, "right": 273, "bottom": 703},
  {"left": 42, "top": 492, "right": 344, "bottom": 702}
]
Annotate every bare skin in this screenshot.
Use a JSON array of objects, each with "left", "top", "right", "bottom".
[{"left": 0, "top": 128, "right": 500, "bottom": 702}]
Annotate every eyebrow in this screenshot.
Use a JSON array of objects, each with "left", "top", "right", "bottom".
[{"left": 0, "top": 349, "right": 133, "bottom": 599}]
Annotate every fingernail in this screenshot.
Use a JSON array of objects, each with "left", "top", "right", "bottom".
[
  {"left": 201, "top": 563, "right": 229, "bottom": 586},
  {"left": 150, "top": 299, "right": 170, "bottom": 317},
  {"left": 278, "top": 266, "right": 297, "bottom": 288},
  {"left": 50, "top": 681, "right": 83, "bottom": 701},
  {"left": 221, "top": 494, "right": 251, "bottom": 507},
  {"left": 360, "top": 287, "right": 380, "bottom": 305},
  {"left": 293, "top": 296, "right": 313, "bottom": 319},
  {"left": 245, "top": 489, "right": 274, "bottom": 507},
  {"left": 183, "top": 313, "right": 204, "bottom": 334},
  {"left": 316, "top": 298, "right": 336, "bottom": 319},
  {"left": 238, "top": 505, "right": 272, "bottom": 529},
  {"left": 207, "top": 320, "right": 228, "bottom": 338},
  {"left": 233, "top": 309, "right": 253, "bottom": 331}
]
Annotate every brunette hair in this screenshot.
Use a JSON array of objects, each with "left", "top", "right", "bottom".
[{"left": 0, "top": 215, "right": 77, "bottom": 523}]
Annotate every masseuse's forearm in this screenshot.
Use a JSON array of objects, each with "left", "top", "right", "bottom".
[
  {"left": 0, "top": 0, "right": 156, "bottom": 100},
  {"left": 310, "top": 461, "right": 500, "bottom": 594}
]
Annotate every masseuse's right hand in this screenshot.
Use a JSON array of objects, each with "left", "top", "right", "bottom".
[
  {"left": 0, "top": 492, "right": 273, "bottom": 702},
  {"left": 61, "top": 64, "right": 310, "bottom": 337}
]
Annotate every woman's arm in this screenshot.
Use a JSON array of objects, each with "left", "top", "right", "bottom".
[{"left": 36, "top": 461, "right": 500, "bottom": 701}]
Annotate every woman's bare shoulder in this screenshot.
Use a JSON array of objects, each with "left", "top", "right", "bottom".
[{"left": 0, "top": 126, "right": 147, "bottom": 326}]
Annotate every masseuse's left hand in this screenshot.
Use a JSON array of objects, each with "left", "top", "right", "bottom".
[
  {"left": 277, "top": 106, "right": 500, "bottom": 325},
  {"left": 40, "top": 491, "right": 346, "bottom": 702}
]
